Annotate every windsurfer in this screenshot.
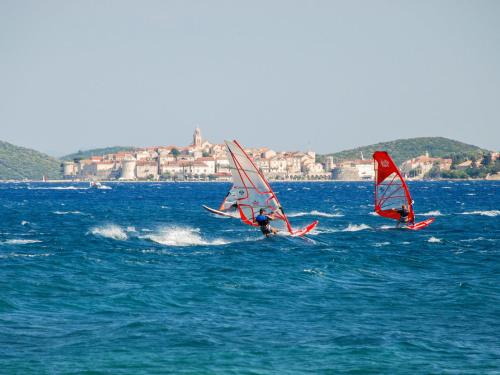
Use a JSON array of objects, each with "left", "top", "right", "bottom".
[
  {"left": 394, "top": 204, "right": 412, "bottom": 227},
  {"left": 254, "top": 208, "right": 278, "bottom": 237}
]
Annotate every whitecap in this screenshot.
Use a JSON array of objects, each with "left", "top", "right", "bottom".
[
  {"left": 0, "top": 252, "right": 52, "bottom": 259},
  {"left": 90, "top": 224, "right": 128, "bottom": 240},
  {"left": 21, "top": 221, "right": 29, "bottom": 226},
  {"left": 53, "top": 211, "right": 85, "bottom": 215},
  {"left": 342, "top": 224, "right": 371, "bottom": 232},
  {"left": 428, "top": 237, "right": 442, "bottom": 243},
  {"left": 374, "top": 242, "right": 390, "bottom": 247},
  {"left": 288, "top": 210, "right": 343, "bottom": 218},
  {"left": 303, "top": 268, "right": 324, "bottom": 276},
  {"left": 460, "top": 210, "right": 500, "bottom": 217},
  {"left": 417, "top": 210, "right": 443, "bottom": 216},
  {"left": 141, "top": 226, "right": 229, "bottom": 246},
  {"left": 4, "top": 239, "right": 42, "bottom": 245},
  {"left": 380, "top": 225, "right": 394, "bottom": 230},
  {"left": 466, "top": 193, "right": 476, "bottom": 196}
]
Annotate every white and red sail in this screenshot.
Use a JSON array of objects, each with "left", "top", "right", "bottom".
[
  {"left": 373, "top": 151, "right": 434, "bottom": 230},
  {"left": 223, "top": 140, "right": 318, "bottom": 236}
]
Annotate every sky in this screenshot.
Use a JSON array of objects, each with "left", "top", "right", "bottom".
[{"left": 0, "top": 0, "right": 499, "bottom": 157}]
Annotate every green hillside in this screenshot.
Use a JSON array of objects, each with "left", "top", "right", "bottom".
[
  {"left": 320, "top": 137, "right": 488, "bottom": 165},
  {"left": 0, "top": 141, "right": 62, "bottom": 180},
  {"left": 61, "top": 146, "right": 136, "bottom": 161}
]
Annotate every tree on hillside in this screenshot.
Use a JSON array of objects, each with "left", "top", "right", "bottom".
[
  {"left": 170, "top": 148, "right": 180, "bottom": 157},
  {"left": 482, "top": 153, "right": 493, "bottom": 167}
]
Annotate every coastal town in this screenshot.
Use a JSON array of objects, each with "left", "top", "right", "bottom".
[{"left": 61, "top": 128, "right": 499, "bottom": 182}]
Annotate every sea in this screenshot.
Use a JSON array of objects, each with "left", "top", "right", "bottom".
[{"left": 0, "top": 181, "right": 499, "bottom": 374}]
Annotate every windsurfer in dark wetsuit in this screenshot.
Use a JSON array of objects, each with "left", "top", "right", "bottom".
[
  {"left": 395, "top": 204, "right": 413, "bottom": 227},
  {"left": 254, "top": 208, "right": 278, "bottom": 237}
]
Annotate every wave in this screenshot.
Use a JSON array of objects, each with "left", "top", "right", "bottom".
[
  {"left": 460, "top": 210, "right": 500, "bottom": 217},
  {"left": 380, "top": 225, "right": 394, "bottom": 230},
  {"left": 0, "top": 252, "right": 52, "bottom": 259},
  {"left": 288, "top": 210, "right": 343, "bottom": 218},
  {"left": 141, "top": 226, "right": 229, "bottom": 247},
  {"left": 342, "top": 224, "right": 371, "bottom": 232},
  {"left": 428, "top": 237, "right": 442, "bottom": 243},
  {"left": 4, "top": 239, "right": 42, "bottom": 245},
  {"left": 21, "top": 221, "right": 29, "bottom": 226},
  {"left": 374, "top": 242, "right": 390, "bottom": 247},
  {"left": 417, "top": 210, "right": 443, "bottom": 216},
  {"left": 53, "top": 211, "right": 86, "bottom": 215},
  {"left": 90, "top": 224, "right": 128, "bottom": 240}
]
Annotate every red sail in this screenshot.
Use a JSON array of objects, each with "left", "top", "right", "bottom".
[{"left": 373, "top": 151, "right": 414, "bottom": 223}]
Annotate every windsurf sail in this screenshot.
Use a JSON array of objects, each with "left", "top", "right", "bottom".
[
  {"left": 372, "top": 151, "right": 435, "bottom": 230},
  {"left": 224, "top": 140, "right": 318, "bottom": 236},
  {"left": 373, "top": 151, "right": 415, "bottom": 223}
]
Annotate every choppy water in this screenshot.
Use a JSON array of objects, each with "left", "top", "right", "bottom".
[{"left": 1, "top": 181, "right": 499, "bottom": 374}]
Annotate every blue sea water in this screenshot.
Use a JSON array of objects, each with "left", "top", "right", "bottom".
[{"left": 0, "top": 181, "right": 499, "bottom": 374}]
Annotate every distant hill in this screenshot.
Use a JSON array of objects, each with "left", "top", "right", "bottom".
[
  {"left": 320, "top": 137, "right": 488, "bottom": 165},
  {"left": 61, "top": 146, "right": 136, "bottom": 161},
  {"left": 0, "top": 141, "right": 62, "bottom": 180}
]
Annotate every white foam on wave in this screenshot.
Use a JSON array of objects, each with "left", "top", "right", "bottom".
[
  {"left": 288, "top": 210, "right": 344, "bottom": 218},
  {"left": 0, "top": 252, "right": 52, "bottom": 259},
  {"left": 417, "top": 210, "right": 443, "bottom": 216},
  {"left": 4, "top": 239, "right": 42, "bottom": 245},
  {"left": 90, "top": 224, "right": 128, "bottom": 240},
  {"left": 380, "top": 225, "right": 394, "bottom": 230},
  {"left": 374, "top": 242, "right": 390, "bottom": 247},
  {"left": 342, "top": 224, "right": 371, "bottom": 232},
  {"left": 53, "top": 211, "right": 85, "bottom": 215},
  {"left": 142, "top": 226, "right": 229, "bottom": 246},
  {"left": 428, "top": 237, "right": 442, "bottom": 243},
  {"left": 21, "top": 221, "right": 29, "bottom": 226},
  {"left": 460, "top": 210, "right": 500, "bottom": 217},
  {"left": 467, "top": 193, "right": 476, "bottom": 196},
  {"left": 460, "top": 237, "right": 496, "bottom": 243}
]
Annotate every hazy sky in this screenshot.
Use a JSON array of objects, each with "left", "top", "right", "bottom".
[{"left": 1, "top": 0, "right": 499, "bottom": 156}]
